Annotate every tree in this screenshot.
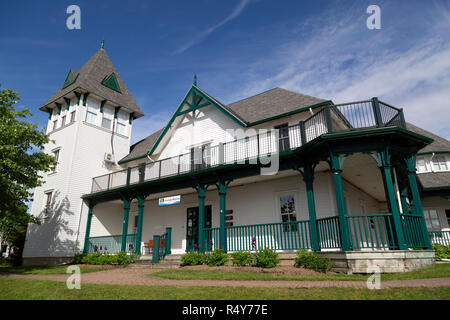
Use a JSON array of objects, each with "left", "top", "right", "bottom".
[{"left": 0, "top": 86, "right": 56, "bottom": 249}]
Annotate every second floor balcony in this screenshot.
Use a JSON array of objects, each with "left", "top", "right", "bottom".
[{"left": 90, "top": 98, "right": 407, "bottom": 194}]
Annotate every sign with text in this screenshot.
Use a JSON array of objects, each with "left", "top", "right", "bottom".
[{"left": 158, "top": 195, "right": 181, "bottom": 206}]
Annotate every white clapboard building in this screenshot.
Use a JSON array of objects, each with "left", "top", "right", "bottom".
[{"left": 22, "top": 46, "right": 450, "bottom": 272}]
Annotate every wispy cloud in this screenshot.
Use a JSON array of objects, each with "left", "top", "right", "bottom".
[
  {"left": 173, "top": 0, "right": 251, "bottom": 55},
  {"left": 223, "top": 1, "right": 450, "bottom": 139}
]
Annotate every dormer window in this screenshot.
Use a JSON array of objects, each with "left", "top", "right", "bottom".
[{"left": 432, "top": 155, "right": 448, "bottom": 172}]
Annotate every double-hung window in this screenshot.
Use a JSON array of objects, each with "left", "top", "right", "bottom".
[
  {"left": 51, "top": 149, "right": 60, "bottom": 172},
  {"left": 279, "top": 194, "right": 298, "bottom": 232},
  {"left": 101, "top": 106, "right": 114, "bottom": 130},
  {"left": 43, "top": 191, "right": 53, "bottom": 216},
  {"left": 69, "top": 99, "right": 77, "bottom": 123},
  {"left": 85, "top": 99, "right": 99, "bottom": 125},
  {"left": 115, "top": 111, "right": 127, "bottom": 135},
  {"left": 417, "top": 157, "right": 427, "bottom": 172}
]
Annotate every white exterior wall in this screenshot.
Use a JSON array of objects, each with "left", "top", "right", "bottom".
[
  {"left": 23, "top": 95, "right": 132, "bottom": 258},
  {"left": 89, "top": 170, "right": 384, "bottom": 254}
]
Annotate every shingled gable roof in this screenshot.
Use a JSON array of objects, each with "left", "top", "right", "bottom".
[
  {"left": 226, "top": 87, "right": 329, "bottom": 124},
  {"left": 406, "top": 122, "right": 450, "bottom": 154},
  {"left": 119, "top": 87, "right": 328, "bottom": 164},
  {"left": 40, "top": 48, "right": 144, "bottom": 118}
]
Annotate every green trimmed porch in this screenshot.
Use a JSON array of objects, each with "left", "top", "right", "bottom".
[{"left": 81, "top": 98, "right": 435, "bottom": 264}]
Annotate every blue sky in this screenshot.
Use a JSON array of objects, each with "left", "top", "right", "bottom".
[{"left": 1, "top": 0, "right": 449, "bottom": 143}]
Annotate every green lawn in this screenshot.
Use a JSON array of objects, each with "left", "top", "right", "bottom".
[
  {"left": 0, "top": 264, "right": 111, "bottom": 275},
  {"left": 0, "top": 277, "right": 449, "bottom": 300},
  {"left": 151, "top": 263, "right": 450, "bottom": 282}
]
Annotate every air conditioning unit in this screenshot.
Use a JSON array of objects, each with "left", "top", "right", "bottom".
[{"left": 104, "top": 153, "right": 115, "bottom": 163}]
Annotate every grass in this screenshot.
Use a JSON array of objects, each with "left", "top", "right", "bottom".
[
  {"left": 0, "top": 277, "right": 449, "bottom": 300},
  {"left": 0, "top": 263, "right": 111, "bottom": 275},
  {"left": 151, "top": 263, "right": 450, "bottom": 282}
]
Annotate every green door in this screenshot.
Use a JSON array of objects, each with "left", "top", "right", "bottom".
[{"left": 186, "top": 205, "right": 212, "bottom": 251}]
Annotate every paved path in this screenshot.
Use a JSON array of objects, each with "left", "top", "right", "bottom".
[{"left": 3, "top": 267, "right": 450, "bottom": 289}]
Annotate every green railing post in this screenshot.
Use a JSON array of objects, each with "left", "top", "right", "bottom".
[
  {"left": 372, "top": 97, "right": 383, "bottom": 127},
  {"left": 329, "top": 152, "right": 351, "bottom": 251},
  {"left": 121, "top": 197, "right": 131, "bottom": 252},
  {"left": 152, "top": 235, "right": 160, "bottom": 264},
  {"left": 405, "top": 154, "right": 432, "bottom": 249},
  {"left": 301, "top": 163, "right": 320, "bottom": 251},
  {"left": 378, "top": 149, "right": 407, "bottom": 250},
  {"left": 135, "top": 194, "right": 145, "bottom": 255},
  {"left": 196, "top": 185, "right": 207, "bottom": 253},
  {"left": 165, "top": 227, "right": 172, "bottom": 255},
  {"left": 83, "top": 203, "right": 94, "bottom": 254}
]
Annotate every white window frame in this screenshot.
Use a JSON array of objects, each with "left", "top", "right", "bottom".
[
  {"left": 85, "top": 99, "right": 99, "bottom": 125},
  {"left": 416, "top": 157, "right": 428, "bottom": 173},
  {"left": 51, "top": 148, "right": 60, "bottom": 173},
  {"left": 115, "top": 111, "right": 128, "bottom": 136},
  {"left": 432, "top": 155, "right": 448, "bottom": 172},
  {"left": 101, "top": 105, "right": 114, "bottom": 130},
  {"left": 423, "top": 209, "right": 441, "bottom": 231},
  {"left": 69, "top": 99, "right": 77, "bottom": 123},
  {"left": 276, "top": 191, "right": 299, "bottom": 232}
]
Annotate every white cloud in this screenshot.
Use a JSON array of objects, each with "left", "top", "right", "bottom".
[
  {"left": 173, "top": 0, "right": 251, "bottom": 55},
  {"left": 224, "top": 1, "right": 450, "bottom": 139}
]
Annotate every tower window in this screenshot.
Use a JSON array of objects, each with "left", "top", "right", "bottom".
[
  {"left": 101, "top": 106, "right": 114, "bottom": 130},
  {"left": 51, "top": 149, "right": 60, "bottom": 172},
  {"left": 116, "top": 111, "right": 127, "bottom": 135},
  {"left": 85, "top": 99, "right": 99, "bottom": 125}
]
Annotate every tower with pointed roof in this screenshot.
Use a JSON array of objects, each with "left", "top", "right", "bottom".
[{"left": 22, "top": 44, "right": 143, "bottom": 264}]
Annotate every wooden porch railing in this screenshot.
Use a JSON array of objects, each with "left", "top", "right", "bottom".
[
  {"left": 429, "top": 230, "right": 450, "bottom": 246},
  {"left": 90, "top": 99, "right": 406, "bottom": 194}
]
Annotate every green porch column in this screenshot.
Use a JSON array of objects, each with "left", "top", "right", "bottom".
[
  {"left": 135, "top": 195, "right": 146, "bottom": 255},
  {"left": 121, "top": 198, "right": 131, "bottom": 252},
  {"left": 83, "top": 203, "right": 95, "bottom": 253},
  {"left": 196, "top": 185, "right": 207, "bottom": 252},
  {"left": 378, "top": 150, "right": 407, "bottom": 250},
  {"left": 405, "top": 155, "right": 432, "bottom": 249},
  {"left": 301, "top": 163, "right": 320, "bottom": 251},
  {"left": 217, "top": 180, "right": 230, "bottom": 252},
  {"left": 329, "top": 152, "right": 351, "bottom": 251}
]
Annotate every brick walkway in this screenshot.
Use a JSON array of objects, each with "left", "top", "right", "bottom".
[{"left": 4, "top": 267, "right": 450, "bottom": 289}]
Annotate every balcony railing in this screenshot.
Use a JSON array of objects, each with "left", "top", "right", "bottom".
[
  {"left": 87, "top": 234, "right": 137, "bottom": 254},
  {"left": 91, "top": 98, "right": 406, "bottom": 193}
]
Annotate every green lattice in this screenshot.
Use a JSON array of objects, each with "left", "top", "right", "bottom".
[{"left": 101, "top": 73, "right": 121, "bottom": 93}]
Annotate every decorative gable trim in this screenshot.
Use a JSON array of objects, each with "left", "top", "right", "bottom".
[
  {"left": 62, "top": 70, "right": 77, "bottom": 89},
  {"left": 101, "top": 73, "right": 121, "bottom": 93},
  {"left": 145, "top": 85, "right": 246, "bottom": 158}
]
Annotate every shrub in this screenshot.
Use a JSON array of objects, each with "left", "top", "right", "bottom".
[
  {"left": 72, "top": 252, "right": 86, "bottom": 264},
  {"left": 181, "top": 250, "right": 203, "bottom": 266},
  {"left": 73, "top": 252, "right": 137, "bottom": 266},
  {"left": 207, "top": 249, "right": 229, "bottom": 266},
  {"left": 230, "top": 251, "right": 252, "bottom": 266},
  {"left": 254, "top": 247, "right": 279, "bottom": 268},
  {"left": 432, "top": 244, "right": 450, "bottom": 261},
  {"left": 294, "top": 250, "right": 332, "bottom": 273}
]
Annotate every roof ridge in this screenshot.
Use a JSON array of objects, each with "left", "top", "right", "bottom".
[{"left": 227, "top": 87, "right": 279, "bottom": 106}]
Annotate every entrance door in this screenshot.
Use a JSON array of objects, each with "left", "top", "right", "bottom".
[{"left": 186, "top": 205, "right": 212, "bottom": 251}]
